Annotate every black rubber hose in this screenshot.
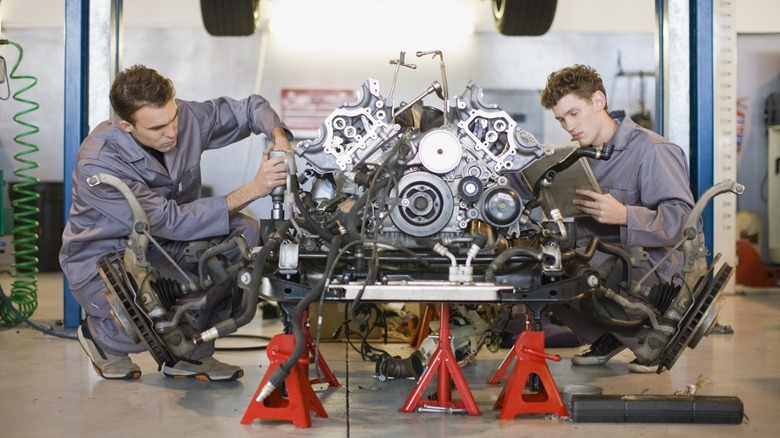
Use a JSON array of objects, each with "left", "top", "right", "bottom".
[
  {"left": 198, "top": 220, "right": 290, "bottom": 341},
  {"left": 578, "top": 286, "right": 647, "bottom": 335},
  {"left": 484, "top": 246, "right": 553, "bottom": 283},
  {"left": 291, "top": 176, "right": 336, "bottom": 242},
  {"left": 345, "top": 177, "right": 391, "bottom": 242},
  {"left": 265, "top": 234, "right": 343, "bottom": 395},
  {"left": 527, "top": 143, "right": 616, "bottom": 211},
  {"left": 575, "top": 237, "right": 632, "bottom": 284}
]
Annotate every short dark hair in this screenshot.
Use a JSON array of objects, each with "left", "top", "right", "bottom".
[
  {"left": 109, "top": 65, "right": 176, "bottom": 124},
  {"left": 540, "top": 64, "right": 608, "bottom": 112}
]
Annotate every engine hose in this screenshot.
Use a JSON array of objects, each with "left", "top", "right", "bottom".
[
  {"left": 484, "top": 246, "right": 551, "bottom": 283},
  {"left": 192, "top": 220, "right": 290, "bottom": 345},
  {"left": 346, "top": 177, "right": 390, "bottom": 241},
  {"left": 291, "top": 176, "right": 335, "bottom": 242},
  {"left": 575, "top": 237, "right": 632, "bottom": 284},
  {"left": 258, "top": 234, "right": 342, "bottom": 403},
  {"left": 0, "top": 39, "right": 40, "bottom": 324},
  {"left": 579, "top": 286, "right": 647, "bottom": 335},
  {"left": 521, "top": 144, "right": 616, "bottom": 224}
]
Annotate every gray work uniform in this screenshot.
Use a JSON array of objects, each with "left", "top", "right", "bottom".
[
  {"left": 514, "top": 114, "right": 697, "bottom": 345},
  {"left": 59, "top": 95, "right": 291, "bottom": 358},
  {"left": 577, "top": 113, "right": 696, "bottom": 286}
]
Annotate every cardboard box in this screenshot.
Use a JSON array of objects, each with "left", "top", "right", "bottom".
[{"left": 307, "top": 302, "right": 423, "bottom": 342}]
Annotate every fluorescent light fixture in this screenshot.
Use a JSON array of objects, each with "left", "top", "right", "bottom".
[{"left": 269, "top": 0, "right": 474, "bottom": 51}]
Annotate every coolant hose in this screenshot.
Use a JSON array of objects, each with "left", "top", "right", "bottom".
[{"left": 0, "top": 39, "right": 40, "bottom": 324}]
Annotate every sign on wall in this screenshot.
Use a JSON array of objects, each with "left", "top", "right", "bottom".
[{"left": 281, "top": 88, "right": 357, "bottom": 131}]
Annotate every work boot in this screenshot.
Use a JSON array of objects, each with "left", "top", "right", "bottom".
[
  {"left": 571, "top": 332, "right": 626, "bottom": 366},
  {"left": 163, "top": 356, "right": 244, "bottom": 382},
  {"left": 77, "top": 323, "right": 141, "bottom": 380}
]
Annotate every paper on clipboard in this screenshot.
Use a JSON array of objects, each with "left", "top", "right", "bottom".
[{"left": 520, "top": 142, "right": 601, "bottom": 218}]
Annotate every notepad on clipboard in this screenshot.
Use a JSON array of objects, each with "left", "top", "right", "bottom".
[{"left": 520, "top": 142, "right": 602, "bottom": 219}]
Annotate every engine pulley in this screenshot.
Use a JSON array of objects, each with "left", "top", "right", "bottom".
[
  {"left": 418, "top": 129, "right": 463, "bottom": 174},
  {"left": 479, "top": 185, "right": 522, "bottom": 228},
  {"left": 389, "top": 172, "right": 454, "bottom": 237},
  {"left": 458, "top": 176, "right": 484, "bottom": 203}
]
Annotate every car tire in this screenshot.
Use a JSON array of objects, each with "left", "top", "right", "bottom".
[
  {"left": 492, "top": 0, "right": 557, "bottom": 36},
  {"left": 200, "top": 0, "right": 260, "bottom": 37}
]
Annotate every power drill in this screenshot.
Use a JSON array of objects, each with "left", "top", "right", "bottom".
[{"left": 269, "top": 150, "right": 287, "bottom": 221}]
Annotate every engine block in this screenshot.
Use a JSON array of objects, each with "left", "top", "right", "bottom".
[{"left": 296, "top": 78, "right": 550, "bottom": 244}]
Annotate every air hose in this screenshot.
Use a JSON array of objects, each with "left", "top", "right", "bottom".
[{"left": 0, "top": 39, "right": 41, "bottom": 324}]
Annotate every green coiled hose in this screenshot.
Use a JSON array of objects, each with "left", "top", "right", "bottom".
[{"left": 0, "top": 39, "right": 40, "bottom": 324}]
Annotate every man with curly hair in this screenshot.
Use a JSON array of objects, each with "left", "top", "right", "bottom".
[{"left": 530, "top": 64, "right": 697, "bottom": 373}]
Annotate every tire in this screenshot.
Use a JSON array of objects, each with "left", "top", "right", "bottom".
[
  {"left": 492, "top": 0, "right": 557, "bottom": 36},
  {"left": 200, "top": 0, "right": 260, "bottom": 37}
]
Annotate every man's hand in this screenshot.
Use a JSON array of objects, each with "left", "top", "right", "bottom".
[
  {"left": 252, "top": 148, "right": 287, "bottom": 198},
  {"left": 225, "top": 148, "right": 287, "bottom": 212},
  {"left": 572, "top": 188, "right": 627, "bottom": 225}
]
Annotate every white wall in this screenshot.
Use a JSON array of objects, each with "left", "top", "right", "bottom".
[{"left": 0, "top": 0, "right": 779, "bottom": 227}]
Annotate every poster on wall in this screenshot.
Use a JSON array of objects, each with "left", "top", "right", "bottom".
[{"left": 281, "top": 88, "right": 357, "bottom": 131}]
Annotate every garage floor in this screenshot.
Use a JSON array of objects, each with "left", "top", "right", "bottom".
[{"left": 1, "top": 272, "right": 778, "bottom": 437}]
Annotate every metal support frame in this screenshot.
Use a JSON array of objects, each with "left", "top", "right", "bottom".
[
  {"left": 690, "top": 0, "right": 715, "bottom": 252},
  {"left": 656, "top": 0, "right": 714, "bottom": 260},
  {"left": 63, "top": 0, "right": 123, "bottom": 327},
  {"left": 62, "top": 0, "right": 89, "bottom": 328}
]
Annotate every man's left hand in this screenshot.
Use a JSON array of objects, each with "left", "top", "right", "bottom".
[{"left": 572, "top": 189, "right": 628, "bottom": 225}]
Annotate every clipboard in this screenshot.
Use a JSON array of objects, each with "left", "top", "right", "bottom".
[{"left": 520, "top": 142, "right": 601, "bottom": 218}]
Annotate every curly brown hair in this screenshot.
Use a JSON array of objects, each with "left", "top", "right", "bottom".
[
  {"left": 109, "top": 65, "right": 176, "bottom": 124},
  {"left": 540, "top": 64, "right": 608, "bottom": 112}
]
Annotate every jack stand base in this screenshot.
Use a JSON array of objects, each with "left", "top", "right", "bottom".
[
  {"left": 493, "top": 331, "right": 568, "bottom": 419},
  {"left": 241, "top": 334, "right": 328, "bottom": 428},
  {"left": 400, "top": 303, "right": 482, "bottom": 416},
  {"left": 488, "top": 342, "right": 516, "bottom": 384}
]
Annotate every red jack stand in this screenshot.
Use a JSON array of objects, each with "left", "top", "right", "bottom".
[
  {"left": 302, "top": 309, "right": 340, "bottom": 387},
  {"left": 489, "top": 314, "right": 532, "bottom": 385},
  {"left": 492, "top": 330, "right": 568, "bottom": 419},
  {"left": 400, "top": 303, "right": 482, "bottom": 416},
  {"left": 487, "top": 342, "right": 516, "bottom": 385},
  {"left": 241, "top": 334, "right": 328, "bottom": 428}
]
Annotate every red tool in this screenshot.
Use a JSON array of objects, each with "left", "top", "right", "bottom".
[
  {"left": 241, "top": 334, "right": 328, "bottom": 428},
  {"left": 493, "top": 330, "right": 568, "bottom": 419},
  {"left": 400, "top": 303, "right": 482, "bottom": 416}
]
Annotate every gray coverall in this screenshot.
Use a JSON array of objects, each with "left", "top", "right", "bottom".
[
  {"left": 514, "top": 113, "right": 697, "bottom": 346},
  {"left": 59, "top": 96, "right": 292, "bottom": 358}
]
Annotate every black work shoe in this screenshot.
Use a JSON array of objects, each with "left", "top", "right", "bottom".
[
  {"left": 163, "top": 356, "right": 244, "bottom": 382},
  {"left": 77, "top": 324, "right": 141, "bottom": 379},
  {"left": 571, "top": 332, "right": 626, "bottom": 366}
]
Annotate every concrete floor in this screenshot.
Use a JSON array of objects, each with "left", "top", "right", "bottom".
[{"left": 1, "top": 272, "right": 778, "bottom": 437}]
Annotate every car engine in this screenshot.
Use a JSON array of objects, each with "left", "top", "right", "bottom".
[{"left": 94, "top": 52, "right": 743, "bottom": 395}]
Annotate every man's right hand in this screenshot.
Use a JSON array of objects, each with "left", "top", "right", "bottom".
[{"left": 225, "top": 148, "right": 288, "bottom": 213}]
